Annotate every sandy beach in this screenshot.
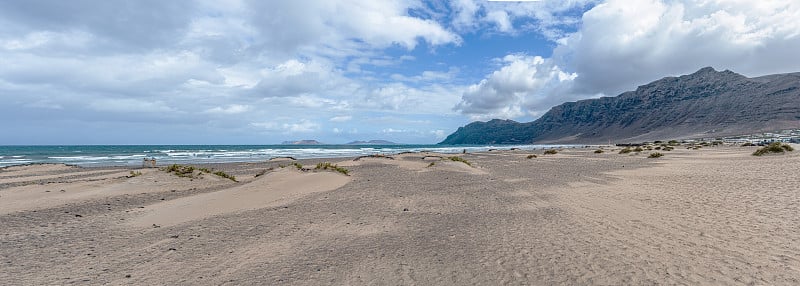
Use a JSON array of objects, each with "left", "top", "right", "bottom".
[{"left": 1, "top": 145, "right": 799, "bottom": 285}]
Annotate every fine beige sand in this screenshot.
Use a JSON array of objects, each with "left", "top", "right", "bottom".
[
  {"left": 129, "top": 168, "right": 350, "bottom": 228},
  {"left": 1, "top": 146, "right": 799, "bottom": 285}
]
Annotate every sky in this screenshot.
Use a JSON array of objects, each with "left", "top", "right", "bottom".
[{"left": 1, "top": 0, "right": 799, "bottom": 145}]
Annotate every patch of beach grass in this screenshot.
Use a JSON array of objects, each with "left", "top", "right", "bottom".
[
  {"left": 447, "top": 156, "right": 473, "bottom": 167},
  {"left": 315, "top": 162, "right": 350, "bottom": 176},
  {"left": 543, "top": 150, "right": 558, "bottom": 155},
  {"left": 594, "top": 149, "right": 604, "bottom": 154},
  {"left": 162, "top": 164, "right": 236, "bottom": 181},
  {"left": 162, "top": 164, "right": 196, "bottom": 178},
  {"left": 354, "top": 154, "right": 394, "bottom": 161},
  {"left": 648, "top": 152, "right": 664, "bottom": 158},
  {"left": 527, "top": 154, "right": 538, "bottom": 159},
  {"left": 752, "top": 142, "right": 794, "bottom": 156},
  {"left": 212, "top": 170, "right": 237, "bottom": 182}
]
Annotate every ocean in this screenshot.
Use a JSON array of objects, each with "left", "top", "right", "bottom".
[{"left": 0, "top": 144, "right": 568, "bottom": 168}]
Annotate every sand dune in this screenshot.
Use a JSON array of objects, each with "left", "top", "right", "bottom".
[
  {"left": 0, "top": 168, "right": 235, "bottom": 215},
  {"left": 128, "top": 168, "right": 351, "bottom": 228}
]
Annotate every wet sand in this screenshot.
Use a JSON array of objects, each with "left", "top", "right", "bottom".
[{"left": 1, "top": 146, "right": 799, "bottom": 285}]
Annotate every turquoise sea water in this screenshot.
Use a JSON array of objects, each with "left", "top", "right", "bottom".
[{"left": 0, "top": 144, "right": 568, "bottom": 167}]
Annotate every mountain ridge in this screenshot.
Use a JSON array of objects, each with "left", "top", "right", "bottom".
[{"left": 440, "top": 67, "right": 800, "bottom": 144}]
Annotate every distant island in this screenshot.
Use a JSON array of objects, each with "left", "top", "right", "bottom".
[
  {"left": 345, "top": 140, "right": 398, "bottom": 145},
  {"left": 441, "top": 67, "right": 800, "bottom": 144},
  {"left": 281, "top": 140, "right": 323, "bottom": 145}
]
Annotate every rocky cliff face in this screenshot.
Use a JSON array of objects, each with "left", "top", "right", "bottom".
[{"left": 440, "top": 67, "right": 800, "bottom": 144}]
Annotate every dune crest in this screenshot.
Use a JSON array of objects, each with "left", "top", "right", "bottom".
[{"left": 338, "top": 153, "right": 488, "bottom": 174}]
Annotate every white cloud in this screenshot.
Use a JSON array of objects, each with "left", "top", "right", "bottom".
[
  {"left": 0, "top": 1, "right": 461, "bottom": 115},
  {"left": 329, "top": 115, "right": 352, "bottom": 122},
  {"left": 251, "top": 119, "right": 320, "bottom": 133},
  {"left": 250, "top": 59, "right": 341, "bottom": 98},
  {"left": 360, "top": 82, "right": 463, "bottom": 114},
  {"left": 390, "top": 67, "right": 459, "bottom": 83},
  {"left": 451, "top": 0, "right": 481, "bottom": 30},
  {"left": 430, "top": 129, "right": 447, "bottom": 139},
  {"left": 449, "top": 0, "right": 598, "bottom": 37},
  {"left": 248, "top": 0, "right": 461, "bottom": 57},
  {"left": 285, "top": 120, "right": 320, "bottom": 133},
  {"left": 561, "top": 0, "right": 800, "bottom": 95},
  {"left": 0, "top": 50, "right": 224, "bottom": 95},
  {"left": 205, "top": 104, "right": 251, "bottom": 115},
  {"left": 485, "top": 10, "right": 513, "bottom": 33},
  {"left": 0, "top": 1, "right": 195, "bottom": 51},
  {"left": 381, "top": 128, "right": 408, "bottom": 134},
  {"left": 24, "top": 99, "right": 63, "bottom": 110},
  {"left": 88, "top": 99, "right": 176, "bottom": 113},
  {"left": 1, "top": 30, "right": 93, "bottom": 51},
  {"left": 332, "top": 127, "right": 358, "bottom": 134},
  {"left": 373, "top": 128, "right": 450, "bottom": 141},
  {"left": 455, "top": 54, "right": 576, "bottom": 120}
]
